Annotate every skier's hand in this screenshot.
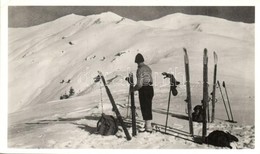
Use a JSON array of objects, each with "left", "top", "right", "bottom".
[{"left": 131, "top": 87, "right": 136, "bottom": 93}]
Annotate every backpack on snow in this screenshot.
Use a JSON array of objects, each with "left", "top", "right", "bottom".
[
  {"left": 96, "top": 113, "right": 118, "bottom": 136},
  {"left": 192, "top": 105, "right": 203, "bottom": 122},
  {"left": 205, "top": 130, "right": 239, "bottom": 149}
]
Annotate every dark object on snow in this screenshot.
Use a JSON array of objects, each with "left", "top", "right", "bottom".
[
  {"left": 205, "top": 130, "right": 239, "bottom": 149},
  {"left": 96, "top": 114, "right": 118, "bottom": 136},
  {"left": 69, "top": 41, "right": 74, "bottom": 45},
  {"left": 135, "top": 53, "right": 144, "bottom": 63},
  {"left": 60, "top": 94, "right": 69, "bottom": 100},
  {"left": 192, "top": 105, "right": 203, "bottom": 122},
  {"left": 60, "top": 80, "right": 64, "bottom": 83},
  {"left": 115, "top": 52, "right": 126, "bottom": 57},
  {"left": 66, "top": 79, "right": 71, "bottom": 83},
  {"left": 94, "top": 75, "right": 101, "bottom": 83},
  {"left": 162, "top": 72, "right": 180, "bottom": 96},
  {"left": 100, "top": 57, "right": 105, "bottom": 61},
  {"left": 69, "top": 87, "right": 75, "bottom": 96}
]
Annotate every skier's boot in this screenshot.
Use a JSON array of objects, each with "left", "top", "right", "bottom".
[
  {"left": 145, "top": 120, "right": 153, "bottom": 133},
  {"left": 138, "top": 122, "right": 146, "bottom": 133},
  {"left": 138, "top": 127, "right": 146, "bottom": 133}
]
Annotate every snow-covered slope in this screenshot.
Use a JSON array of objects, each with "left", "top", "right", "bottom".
[
  {"left": 8, "top": 12, "right": 255, "bottom": 149},
  {"left": 139, "top": 13, "right": 254, "bottom": 41},
  {"left": 8, "top": 12, "right": 142, "bottom": 112}
]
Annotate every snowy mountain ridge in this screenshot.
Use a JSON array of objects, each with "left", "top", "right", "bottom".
[
  {"left": 8, "top": 11, "right": 255, "bottom": 149},
  {"left": 139, "top": 13, "right": 254, "bottom": 41},
  {"left": 9, "top": 11, "right": 254, "bottom": 121}
]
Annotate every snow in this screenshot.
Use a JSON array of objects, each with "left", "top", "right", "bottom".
[
  {"left": 8, "top": 12, "right": 254, "bottom": 149},
  {"left": 139, "top": 13, "right": 254, "bottom": 41}
]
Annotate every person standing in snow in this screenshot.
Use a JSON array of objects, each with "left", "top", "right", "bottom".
[{"left": 133, "top": 53, "right": 154, "bottom": 132}]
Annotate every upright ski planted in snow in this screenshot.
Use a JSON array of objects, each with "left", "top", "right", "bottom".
[
  {"left": 202, "top": 48, "right": 208, "bottom": 141},
  {"left": 98, "top": 71, "right": 132, "bottom": 140},
  {"left": 125, "top": 73, "right": 137, "bottom": 136},
  {"left": 183, "top": 48, "right": 194, "bottom": 136},
  {"left": 211, "top": 52, "right": 218, "bottom": 122}
]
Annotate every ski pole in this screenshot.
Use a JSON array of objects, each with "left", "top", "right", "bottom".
[
  {"left": 165, "top": 85, "right": 172, "bottom": 133},
  {"left": 222, "top": 81, "right": 235, "bottom": 122},
  {"left": 126, "top": 87, "right": 130, "bottom": 118},
  {"left": 217, "top": 81, "right": 230, "bottom": 121}
]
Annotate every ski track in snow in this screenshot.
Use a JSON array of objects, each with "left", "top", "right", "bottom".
[{"left": 8, "top": 12, "right": 254, "bottom": 149}]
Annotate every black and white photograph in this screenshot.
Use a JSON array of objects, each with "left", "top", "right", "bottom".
[{"left": 1, "top": 0, "right": 259, "bottom": 152}]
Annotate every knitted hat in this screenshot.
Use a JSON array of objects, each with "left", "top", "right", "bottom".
[{"left": 135, "top": 53, "right": 144, "bottom": 63}]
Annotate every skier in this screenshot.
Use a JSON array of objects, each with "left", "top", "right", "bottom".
[{"left": 133, "top": 53, "right": 154, "bottom": 132}]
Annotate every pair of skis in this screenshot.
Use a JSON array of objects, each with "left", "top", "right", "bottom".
[
  {"left": 202, "top": 49, "right": 220, "bottom": 141},
  {"left": 217, "top": 81, "right": 236, "bottom": 123},
  {"left": 184, "top": 48, "right": 218, "bottom": 142}
]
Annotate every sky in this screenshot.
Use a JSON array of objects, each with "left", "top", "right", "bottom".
[{"left": 8, "top": 6, "right": 255, "bottom": 28}]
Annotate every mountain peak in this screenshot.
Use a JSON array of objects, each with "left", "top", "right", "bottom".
[
  {"left": 88, "top": 11, "right": 122, "bottom": 22},
  {"left": 53, "top": 13, "right": 85, "bottom": 23},
  {"left": 99, "top": 11, "right": 122, "bottom": 17}
]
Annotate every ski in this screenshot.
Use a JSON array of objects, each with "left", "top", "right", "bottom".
[
  {"left": 222, "top": 81, "right": 237, "bottom": 123},
  {"left": 98, "top": 71, "right": 132, "bottom": 140},
  {"left": 211, "top": 52, "right": 218, "bottom": 122},
  {"left": 124, "top": 119, "right": 196, "bottom": 143},
  {"left": 183, "top": 48, "right": 194, "bottom": 136},
  {"left": 202, "top": 48, "right": 208, "bottom": 141},
  {"left": 125, "top": 73, "right": 137, "bottom": 136},
  {"left": 217, "top": 80, "right": 230, "bottom": 121}
]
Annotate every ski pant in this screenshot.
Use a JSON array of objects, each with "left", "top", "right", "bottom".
[{"left": 138, "top": 86, "right": 154, "bottom": 120}]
